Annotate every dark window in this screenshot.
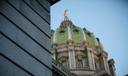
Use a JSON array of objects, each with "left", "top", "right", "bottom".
[
  {"left": 73, "top": 29, "right": 79, "bottom": 33},
  {"left": 87, "top": 32, "right": 91, "bottom": 36},
  {"left": 83, "top": 28, "right": 86, "bottom": 31},
  {"left": 76, "top": 59, "right": 83, "bottom": 68},
  {"left": 59, "top": 30, "right": 65, "bottom": 33}
]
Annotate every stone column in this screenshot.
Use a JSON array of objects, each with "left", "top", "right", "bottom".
[
  {"left": 102, "top": 52, "right": 110, "bottom": 74},
  {"left": 52, "top": 44, "right": 58, "bottom": 60},
  {"left": 103, "top": 57, "right": 110, "bottom": 74},
  {"left": 53, "top": 30, "right": 57, "bottom": 43},
  {"left": 68, "top": 50, "right": 76, "bottom": 69},
  {"left": 87, "top": 48, "right": 95, "bottom": 70},
  {"left": 68, "top": 42, "right": 76, "bottom": 69}
]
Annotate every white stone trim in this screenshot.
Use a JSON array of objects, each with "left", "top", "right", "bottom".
[
  {"left": 67, "top": 26, "right": 72, "bottom": 40},
  {"left": 68, "top": 50, "right": 76, "bottom": 69},
  {"left": 82, "top": 29, "right": 86, "bottom": 40},
  {"left": 68, "top": 50, "right": 72, "bottom": 69},
  {"left": 73, "top": 50, "right": 76, "bottom": 68},
  {"left": 87, "top": 48, "right": 95, "bottom": 70},
  {"left": 103, "top": 57, "right": 110, "bottom": 74},
  {"left": 91, "top": 52, "right": 96, "bottom": 70},
  {"left": 53, "top": 30, "right": 57, "bottom": 43}
]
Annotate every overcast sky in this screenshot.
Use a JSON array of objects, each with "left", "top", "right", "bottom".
[{"left": 51, "top": 0, "right": 128, "bottom": 76}]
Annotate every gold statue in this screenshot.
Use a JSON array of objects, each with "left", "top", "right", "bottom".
[{"left": 64, "top": 9, "right": 68, "bottom": 17}]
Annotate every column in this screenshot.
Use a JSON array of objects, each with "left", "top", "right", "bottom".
[
  {"left": 53, "top": 30, "right": 57, "bottom": 43},
  {"left": 87, "top": 48, "right": 95, "bottom": 70},
  {"left": 68, "top": 50, "right": 76, "bottom": 69},
  {"left": 103, "top": 57, "right": 110, "bottom": 74}
]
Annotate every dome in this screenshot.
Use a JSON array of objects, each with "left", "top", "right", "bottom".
[
  {"left": 51, "top": 10, "right": 113, "bottom": 76},
  {"left": 51, "top": 19, "right": 99, "bottom": 47}
]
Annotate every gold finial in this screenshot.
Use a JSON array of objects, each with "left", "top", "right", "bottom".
[{"left": 64, "top": 9, "right": 68, "bottom": 17}]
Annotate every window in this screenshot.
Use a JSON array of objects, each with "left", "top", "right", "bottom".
[
  {"left": 83, "top": 28, "right": 86, "bottom": 31},
  {"left": 87, "top": 32, "right": 91, "bottom": 36},
  {"left": 76, "top": 59, "right": 83, "bottom": 68},
  {"left": 73, "top": 28, "right": 79, "bottom": 33},
  {"left": 59, "top": 30, "right": 65, "bottom": 33}
]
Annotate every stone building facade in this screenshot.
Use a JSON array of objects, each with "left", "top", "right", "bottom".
[
  {"left": 0, "top": 0, "right": 59, "bottom": 76},
  {"left": 52, "top": 11, "right": 116, "bottom": 76}
]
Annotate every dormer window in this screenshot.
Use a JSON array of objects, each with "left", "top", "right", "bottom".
[
  {"left": 73, "top": 29, "right": 79, "bottom": 33},
  {"left": 59, "top": 30, "right": 65, "bottom": 33},
  {"left": 87, "top": 32, "right": 91, "bottom": 36},
  {"left": 83, "top": 28, "right": 86, "bottom": 31}
]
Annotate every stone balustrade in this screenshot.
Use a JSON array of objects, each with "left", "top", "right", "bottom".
[{"left": 52, "top": 59, "right": 76, "bottom": 76}]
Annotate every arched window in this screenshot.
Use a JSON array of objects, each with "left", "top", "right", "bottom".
[
  {"left": 59, "top": 30, "right": 65, "bottom": 33},
  {"left": 76, "top": 59, "right": 83, "bottom": 68},
  {"left": 73, "top": 28, "right": 79, "bottom": 33},
  {"left": 75, "top": 48, "right": 89, "bottom": 69},
  {"left": 76, "top": 51, "right": 83, "bottom": 68}
]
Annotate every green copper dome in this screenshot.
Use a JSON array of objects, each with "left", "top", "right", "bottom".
[
  {"left": 51, "top": 11, "right": 99, "bottom": 47},
  {"left": 52, "top": 20, "right": 99, "bottom": 47},
  {"left": 51, "top": 11, "right": 114, "bottom": 76}
]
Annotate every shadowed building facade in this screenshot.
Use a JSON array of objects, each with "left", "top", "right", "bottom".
[
  {"left": 0, "top": 0, "right": 59, "bottom": 76},
  {"left": 51, "top": 11, "right": 116, "bottom": 76}
]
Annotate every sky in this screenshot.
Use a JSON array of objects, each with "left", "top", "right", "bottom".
[{"left": 51, "top": 0, "right": 128, "bottom": 76}]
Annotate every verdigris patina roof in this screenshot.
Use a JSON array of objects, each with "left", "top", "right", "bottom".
[{"left": 51, "top": 10, "right": 99, "bottom": 47}]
